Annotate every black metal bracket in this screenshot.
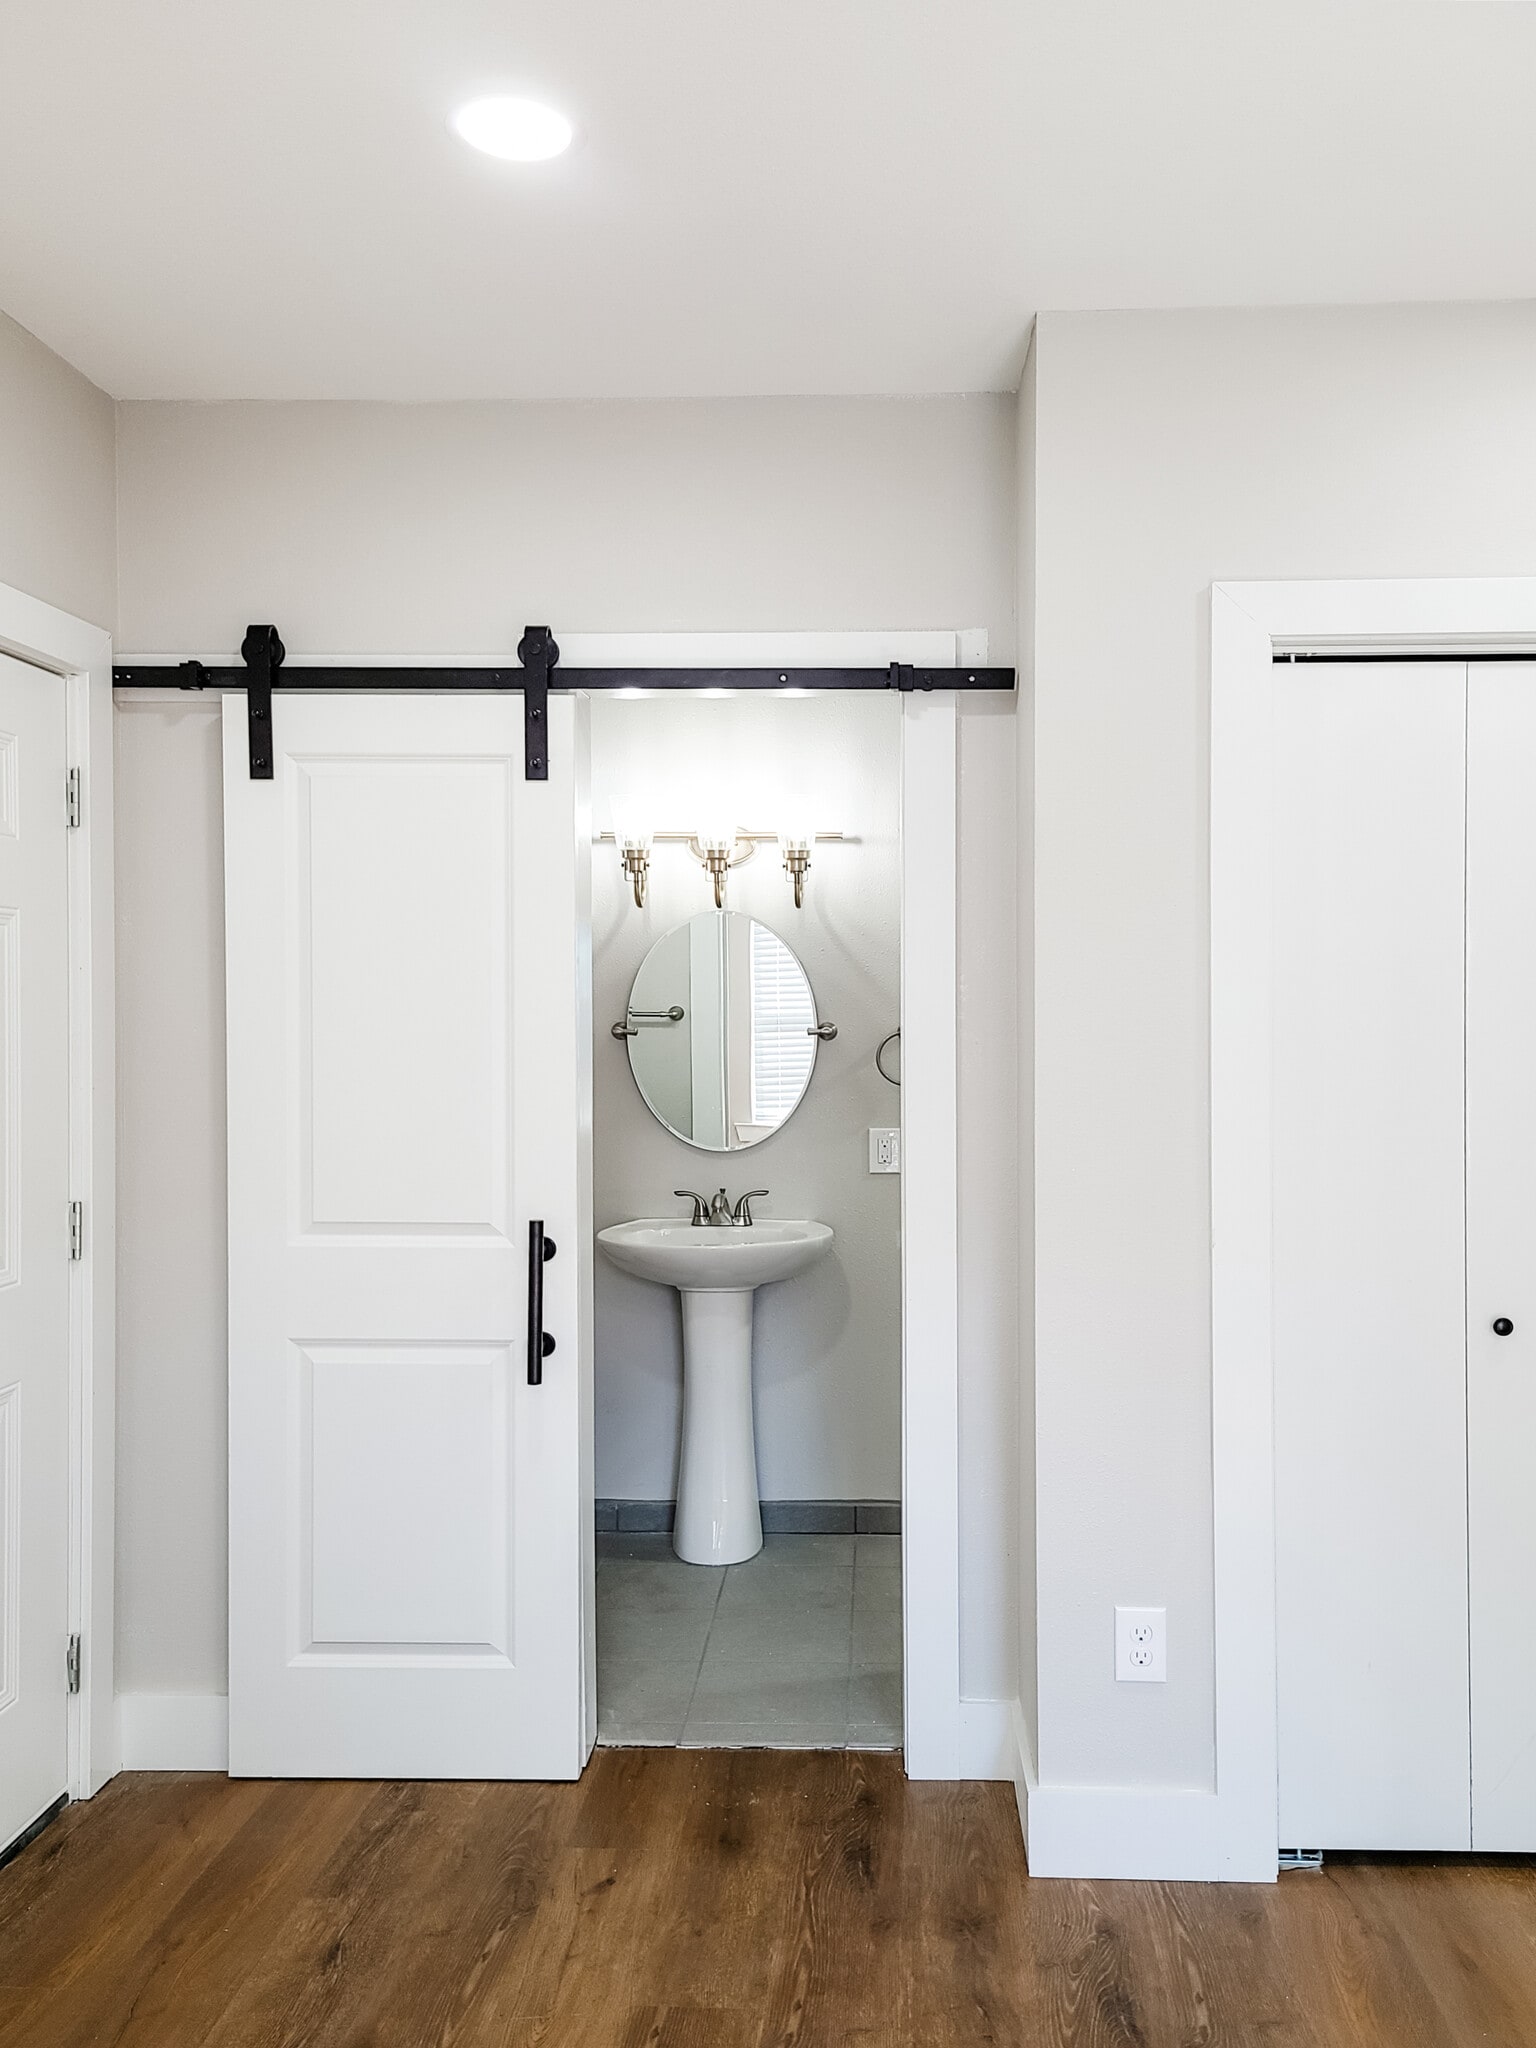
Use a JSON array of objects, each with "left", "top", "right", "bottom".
[
  {"left": 241, "top": 624, "right": 286, "bottom": 779},
  {"left": 889, "top": 662, "right": 917, "bottom": 691},
  {"left": 517, "top": 625, "right": 559, "bottom": 781}
]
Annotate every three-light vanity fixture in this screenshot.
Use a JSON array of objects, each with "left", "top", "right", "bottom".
[{"left": 603, "top": 799, "right": 840, "bottom": 910}]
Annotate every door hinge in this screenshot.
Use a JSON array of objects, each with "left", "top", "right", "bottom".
[
  {"left": 66, "top": 766, "right": 82, "bottom": 828},
  {"left": 69, "top": 1201, "right": 83, "bottom": 1261},
  {"left": 66, "top": 1634, "right": 81, "bottom": 1695}
]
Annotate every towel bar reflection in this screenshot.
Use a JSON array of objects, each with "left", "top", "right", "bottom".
[{"left": 611, "top": 1004, "right": 685, "bottom": 1040}]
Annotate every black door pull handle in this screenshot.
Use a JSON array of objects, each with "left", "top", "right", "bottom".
[
  {"left": 528, "top": 1220, "right": 557, "bottom": 1383},
  {"left": 1494, "top": 1317, "right": 1515, "bottom": 1337}
]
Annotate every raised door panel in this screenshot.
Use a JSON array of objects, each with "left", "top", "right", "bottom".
[
  {"left": 1273, "top": 663, "right": 1471, "bottom": 1851},
  {"left": 1467, "top": 663, "right": 1536, "bottom": 1851},
  {"left": 299, "top": 1341, "right": 514, "bottom": 1656},
  {"left": 296, "top": 758, "right": 512, "bottom": 1238}
]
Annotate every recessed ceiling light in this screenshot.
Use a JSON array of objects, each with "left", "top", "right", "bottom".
[{"left": 451, "top": 96, "right": 572, "bottom": 163}]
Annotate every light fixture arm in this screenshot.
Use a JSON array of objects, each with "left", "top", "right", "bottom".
[
  {"left": 620, "top": 846, "right": 649, "bottom": 908},
  {"left": 782, "top": 846, "right": 811, "bottom": 909}
]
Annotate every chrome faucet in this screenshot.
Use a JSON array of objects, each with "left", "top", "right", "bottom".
[{"left": 674, "top": 1188, "right": 769, "bottom": 1227}]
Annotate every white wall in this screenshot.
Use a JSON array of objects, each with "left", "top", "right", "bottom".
[
  {"left": 0, "top": 309, "right": 115, "bottom": 627},
  {"left": 1028, "top": 300, "right": 1536, "bottom": 1793},
  {"left": 112, "top": 392, "right": 1020, "bottom": 1701},
  {"left": 593, "top": 693, "right": 900, "bottom": 1502}
]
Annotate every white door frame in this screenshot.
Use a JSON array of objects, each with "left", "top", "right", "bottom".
[
  {"left": 1211, "top": 576, "right": 1536, "bottom": 1880},
  {"left": 0, "top": 577, "right": 115, "bottom": 1800}
]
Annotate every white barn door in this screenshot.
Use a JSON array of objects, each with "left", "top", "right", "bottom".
[{"left": 223, "top": 691, "right": 592, "bottom": 1778}]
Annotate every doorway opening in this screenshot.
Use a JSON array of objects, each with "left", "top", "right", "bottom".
[{"left": 590, "top": 690, "right": 903, "bottom": 1751}]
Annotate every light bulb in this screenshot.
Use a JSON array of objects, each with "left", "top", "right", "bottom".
[
  {"left": 609, "top": 796, "right": 652, "bottom": 851},
  {"left": 697, "top": 816, "right": 740, "bottom": 855}
]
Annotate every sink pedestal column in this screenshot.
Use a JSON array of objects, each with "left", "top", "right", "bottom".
[{"left": 675, "top": 1288, "right": 762, "bottom": 1565}]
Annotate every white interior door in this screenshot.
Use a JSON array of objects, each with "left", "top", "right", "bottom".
[
  {"left": 1273, "top": 663, "right": 1472, "bottom": 1850},
  {"left": 1467, "top": 661, "right": 1536, "bottom": 1851},
  {"left": 224, "top": 691, "right": 592, "bottom": 1778},
  {"left": 0, "top": 652, "right": 71, "bottom": 1851}
]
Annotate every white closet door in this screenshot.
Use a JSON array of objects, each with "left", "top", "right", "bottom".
[
  {"left": 1467, "top": 663, "right": 1536, "bottom": 1850},
  {"left": 1273, "top": 663, "right": 1471, "bottom": 1850},
  {"left": 0, "top": 654, "right": 70, "bottom": 1851},
  {"left": 224, "top": 692, "right": 592, "bottom": 1778}
]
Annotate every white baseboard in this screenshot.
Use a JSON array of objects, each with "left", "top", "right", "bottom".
[
  {"left": 1009, "top": 1697, "right": 1034, "bottom": 1855},
  {"left": 117, "top": 1693, "right": 229, "bottom": 1772},
  {"left": 1007, "top": 1701, "right": 1253, "bottom": 1881}
]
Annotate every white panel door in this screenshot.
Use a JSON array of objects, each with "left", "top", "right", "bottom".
[
  {"left": 1273, "top": 663, "right": 1471, "bottom": 1850},
  {"left": 224, "top": 692, "right": 592, "bottom": 1778},
  {"left": 1467, "top": 662, "right": 1536, "bottom": 1850},
  {"left": 0, "top": 653, "right": 70, "bottom": 1851}
]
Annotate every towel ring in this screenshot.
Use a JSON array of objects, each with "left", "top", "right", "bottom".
[{"left": 875, "top": 1029, "right": 901, "bottom": 1087}]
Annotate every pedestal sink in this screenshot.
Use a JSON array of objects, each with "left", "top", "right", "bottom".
[{"left": 597, "top": 1218, "right": 834, "bottom": 1565}]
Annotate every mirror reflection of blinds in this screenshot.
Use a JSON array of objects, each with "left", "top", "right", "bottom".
[{"left": 750, "top": 921, "right": 816, "bottom": 1125}]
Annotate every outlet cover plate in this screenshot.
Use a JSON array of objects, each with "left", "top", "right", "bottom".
[
  {"left": 869, "top": 1127, "right": 901, "bottom": 1174},
  {"left": 1115, "top": 1605, "right": 1167, "bottom": 1682}
]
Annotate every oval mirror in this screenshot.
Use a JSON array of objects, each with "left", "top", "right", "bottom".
[{"left": 621, "top": 911, "right": 822, "bottom": 1150}]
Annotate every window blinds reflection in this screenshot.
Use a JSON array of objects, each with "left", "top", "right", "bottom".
[{"left": 750, "top": 917, "right": 815, "bottom": 1125}]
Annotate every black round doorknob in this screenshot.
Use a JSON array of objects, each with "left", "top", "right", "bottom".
[{"left": 1494, "top": 1317, "right": 1515, "bottom": 1337}]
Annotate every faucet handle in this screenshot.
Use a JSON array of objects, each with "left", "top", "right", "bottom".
[
  {"left": 673, "top": 1190, "right": 708, "bottom": 1226},
  {"left": 733, "top": 1190, "right": 769, "bottom": 1226}
]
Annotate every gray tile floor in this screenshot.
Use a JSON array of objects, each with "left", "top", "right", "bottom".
[{"left": 595, "top": 1531, "right": 902, "bottom": 1750}]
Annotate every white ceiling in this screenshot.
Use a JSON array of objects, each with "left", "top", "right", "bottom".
[{"left": 2, "top": 2, "right": 1535, "bottom": 401}]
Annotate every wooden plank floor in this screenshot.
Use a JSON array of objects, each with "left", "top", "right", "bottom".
[{"left": 3, "top": 1753, "right": 1536, "bottom": 2046}]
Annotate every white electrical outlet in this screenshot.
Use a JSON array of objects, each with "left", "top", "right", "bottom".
[
  {"left": 869, "top": 1127, "right": 901, "bottom": 1173},
  {"left": 1115, "top": 1606, "right": 1166, "bottom": 1683}
]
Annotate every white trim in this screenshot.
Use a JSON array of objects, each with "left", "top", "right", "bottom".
[
  {"left": 0, "top": 580, "right": 115, "bottom": 1801},
  {"left": 957, "top": 1697, "right": 1017, "bottom": 1780},
  {"left": 1005, "top": 1701, "right": 1222, "bottom": 1880},
  {"left": 900, "top": 692, "right": 962, "bottom": 1777},
  {"left": 118, "top": 1694, "right": 229, "bottom": 1772},
  {"left": 1010, "top": 1697, "right": 1034, "bottom": 1853},
  {"left": 1210, "top": 576, "right": 1536, "bottom": 1884}
]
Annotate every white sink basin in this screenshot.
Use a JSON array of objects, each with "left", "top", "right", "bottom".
[
  {"left": 597, "top": 1217, "right": 833, "bottom": 1293},
  {"left": 597, "top": 1216, "right": 834, "bottom": 1566}
]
